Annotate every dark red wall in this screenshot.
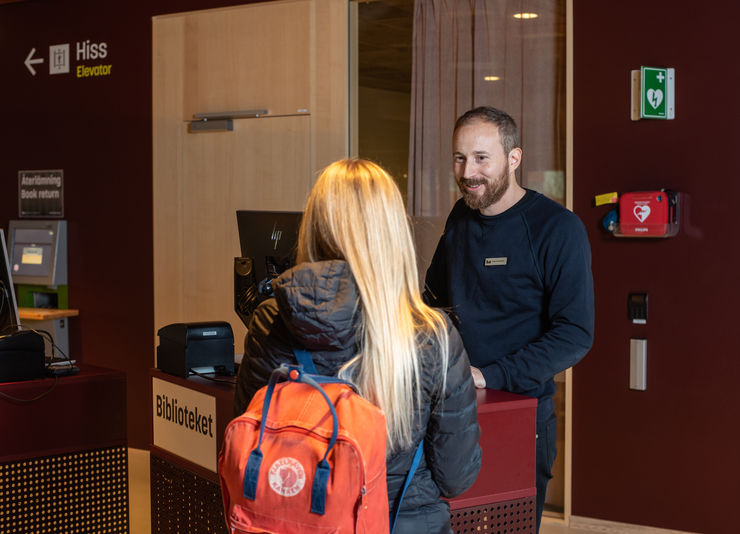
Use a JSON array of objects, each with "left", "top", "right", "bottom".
[
  {"left": 572, "top": 2, "right": 740, "bottom": 532},
  {"left": 4, "top": 1, "right": 736, "bottom": 530},
  {"left": 0, "top": 0, "right": 256, "bottom": 448}
]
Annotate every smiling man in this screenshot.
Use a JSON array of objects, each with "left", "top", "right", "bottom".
[{"left": 424, "top": 106, "right": 594, "bottom": 531}]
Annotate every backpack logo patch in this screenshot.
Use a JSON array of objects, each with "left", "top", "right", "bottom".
[{"left": 268, "top": 457, "right": 306, "bottom": 497}]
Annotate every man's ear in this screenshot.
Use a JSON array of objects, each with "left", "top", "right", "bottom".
[{"left": 508, "top": 147, "right": 522, "bottom": 173}]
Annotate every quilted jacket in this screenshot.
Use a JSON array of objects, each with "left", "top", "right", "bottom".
[{"left": 233, "top": 260, "right": 481, "bottom": 533}]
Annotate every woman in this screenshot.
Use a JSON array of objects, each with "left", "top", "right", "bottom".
[{"left": 234, "top": 159, "right": 481, "bottom": 533}]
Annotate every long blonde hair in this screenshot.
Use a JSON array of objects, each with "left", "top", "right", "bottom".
[{"left": 297, "top": 159, "right": 449, "bottom": 453}]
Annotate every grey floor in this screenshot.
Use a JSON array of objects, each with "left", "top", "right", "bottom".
[{"left": 541, "top": 522, "right": 596, "bottom": 534}]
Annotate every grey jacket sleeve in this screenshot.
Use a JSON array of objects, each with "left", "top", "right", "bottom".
[
  {"left": 425, "top": 323, "right": 482, "bottom": 498},
  {"left": 233, "top": 299, "right": 293, "bottom": 417}
]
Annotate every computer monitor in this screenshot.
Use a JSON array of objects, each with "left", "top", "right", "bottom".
[
  {"left": 236, "top": 210, "right": 303, "bottom": 295},
  {"left": 0, "top": 230, "right": 21, "bottom": 335},
  {"left": 8, "top": 220, "right": 67, "bottom": 287}
]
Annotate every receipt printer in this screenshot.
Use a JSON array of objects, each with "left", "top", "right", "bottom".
[{"left": 156, "top": 322, "right": 235, "bottom": 378}]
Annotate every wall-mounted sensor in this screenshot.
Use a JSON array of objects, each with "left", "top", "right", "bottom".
[{"left": 628, "top": 293, "right": 648, "bottom": 324}]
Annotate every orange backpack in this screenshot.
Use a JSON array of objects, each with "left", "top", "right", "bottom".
[{"left": 219, "top": 353, "right": 390, "bottom": 533}]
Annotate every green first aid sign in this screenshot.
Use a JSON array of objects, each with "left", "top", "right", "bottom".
[{"left": 640, "top": 66, "right": 675, "bottom": 119}]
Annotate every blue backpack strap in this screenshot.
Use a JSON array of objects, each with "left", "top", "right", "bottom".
[
  {"left": 243, "top": 367, "right": 286, "bottom": 500},
  {"left": 390, "top": 439, "right": 424, "bottom": 533},
  {"left": 293, "top": 348, "right": 318, "bottom": 374},
  {"left": 293, "top": 348, "right": 359, "bottom": 392}
]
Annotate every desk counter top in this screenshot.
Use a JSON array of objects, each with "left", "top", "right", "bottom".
[{"left": 18, "top": 307, "right": 80, "bottom": 320}]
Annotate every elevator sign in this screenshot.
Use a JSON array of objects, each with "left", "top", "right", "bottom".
[
  {"left": 640, "top": 67, "right": 675, "bottom": 120},
  {"left": 24, "top": 40, "right": 111, "bottom": 79}
]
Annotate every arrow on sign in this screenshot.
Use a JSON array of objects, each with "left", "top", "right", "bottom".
[{"left": 25, "top": 48, "right": 44, "bottom": 76}]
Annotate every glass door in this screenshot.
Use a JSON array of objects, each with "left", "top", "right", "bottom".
[{"left": 352, "top": 0, "right": 570, "bottom": 522}]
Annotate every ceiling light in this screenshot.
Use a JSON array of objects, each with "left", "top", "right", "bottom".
[
  {"left": 513, "top": 12, "right": 539, "bottom": 20},
  {"left": 484, "top": 76, "right": 500, "bottom": 81}
]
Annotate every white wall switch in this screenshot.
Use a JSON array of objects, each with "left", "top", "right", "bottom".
[{"left": 630, "top": 338, "right": 647, "bottom": 391}]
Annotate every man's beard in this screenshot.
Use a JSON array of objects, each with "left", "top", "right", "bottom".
[{"left": 457, "top": 170, "right": 509, "bottom": 211}]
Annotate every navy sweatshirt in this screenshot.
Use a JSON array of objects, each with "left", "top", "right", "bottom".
[{"left": 424, "top": 190, "right": 594, "bottom": 421}]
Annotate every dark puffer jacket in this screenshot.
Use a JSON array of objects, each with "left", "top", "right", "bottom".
[{"left": 233, "top": 260, "right": 481, "bottom": 534}]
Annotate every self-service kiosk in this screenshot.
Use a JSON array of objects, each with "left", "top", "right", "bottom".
[{"left": 8, "top": 220, "right": 71, "bottom": 358}]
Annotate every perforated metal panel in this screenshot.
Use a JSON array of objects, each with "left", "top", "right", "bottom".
[
  {"left": 0, "top": 446, "right": 129, "bottom": 533},
  {"left": 452, "top": 496, "right": 536, "bottom": 533},
  {"left": 150, "top": 453, "right": 534, "bottom": 534},
  {"left": 150, "top": 454, "right": 226, "bottom": 534}
]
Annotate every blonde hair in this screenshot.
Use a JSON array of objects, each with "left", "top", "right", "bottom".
[{"left": 297, "top": 159, "right": 449, "bottom": 453}]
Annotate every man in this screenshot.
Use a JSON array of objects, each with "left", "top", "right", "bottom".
[{"left": 424, "top": 106, "right": 594, "bottom": 531}]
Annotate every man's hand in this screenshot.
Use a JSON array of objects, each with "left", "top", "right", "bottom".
[{"left": 470, "top": 366, "right": 486, "bottom": 389}]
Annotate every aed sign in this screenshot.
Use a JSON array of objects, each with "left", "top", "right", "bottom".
[
  {"left": 632, "top": 66, "right": 675, "bottom": 120},
  {"left": 152, "top": 377, "right": 218, "bottom": 472},
  {"left": 18, "top": 170, "right": 64, "bottom": 218}
]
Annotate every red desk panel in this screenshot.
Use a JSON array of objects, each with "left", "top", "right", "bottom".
[
  {"left": 0, "top": 364, "right": 129, "bottom": 534},
  {"left": 449, "top": 388, "right": 537, "bottom": 509},
  {"left": 0, "top": 363, "right": 127, "bottom": 463}
]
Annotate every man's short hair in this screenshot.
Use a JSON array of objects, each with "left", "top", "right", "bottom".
[{"left": 454, "top": 106, "right": 520, "bottom": 156}]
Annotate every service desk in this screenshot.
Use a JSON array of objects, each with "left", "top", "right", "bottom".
[
  {"left": 149, "top": 370, "right": 536, "bottom": 534},
  {"left": 0, "top": 364, "right": 129, "bottom": 533},
  {"left": 448, "top": 389, "right": 537, "bottom": 532},
  {"left": 149, "top": 369, "right": 234, "bottom": 534}
]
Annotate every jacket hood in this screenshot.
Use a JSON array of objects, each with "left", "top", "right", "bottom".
[{"left": 273, "top": 260, "right": 361, "bottom": 352}]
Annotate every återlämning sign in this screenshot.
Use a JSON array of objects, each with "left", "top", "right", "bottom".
[{"left": 18, "top": 170, "right": 64, "bottom": 218}]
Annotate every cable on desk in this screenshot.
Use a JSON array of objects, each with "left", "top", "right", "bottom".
[
  {"left": 189, "top": 368, "right": 237, "bottom": 384},
  {"left": 0, "top": 376, "right": 59, "bottom": 403}
]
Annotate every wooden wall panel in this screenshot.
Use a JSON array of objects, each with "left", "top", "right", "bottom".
[
  {"left": 181, "top": 1, "right": 311, "bottom": 119},
  {"left": 310, "top": 0, "right": 350, "bottom": 170},
  {"left": 153, "top": 0, "right": 347, "bottom": 356},
  {"left": 179, "top": 116, "right": 310, "bottom": 346},
  {"left": 153, "top": 15, "right": 186, "bottom": 350}
]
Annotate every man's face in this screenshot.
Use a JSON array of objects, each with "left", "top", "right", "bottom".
[{"left": 452, "top": 120, "right": 511, "bottom": 212}]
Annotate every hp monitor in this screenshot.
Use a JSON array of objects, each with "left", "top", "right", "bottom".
[
  {"left": 234, "top": 211, "right": 302, "bottom": 325},
  {"left": 236, "top": 210, "right": 302, "bottom": 296}
]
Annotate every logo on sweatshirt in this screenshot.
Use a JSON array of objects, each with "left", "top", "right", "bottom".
[{"left": 485, "top": 257, "right": 507, "bottom": 266}]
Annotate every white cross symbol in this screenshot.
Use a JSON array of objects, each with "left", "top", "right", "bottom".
[{"left": 656, "top": 72, "right": 665, "bottom": 83}]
